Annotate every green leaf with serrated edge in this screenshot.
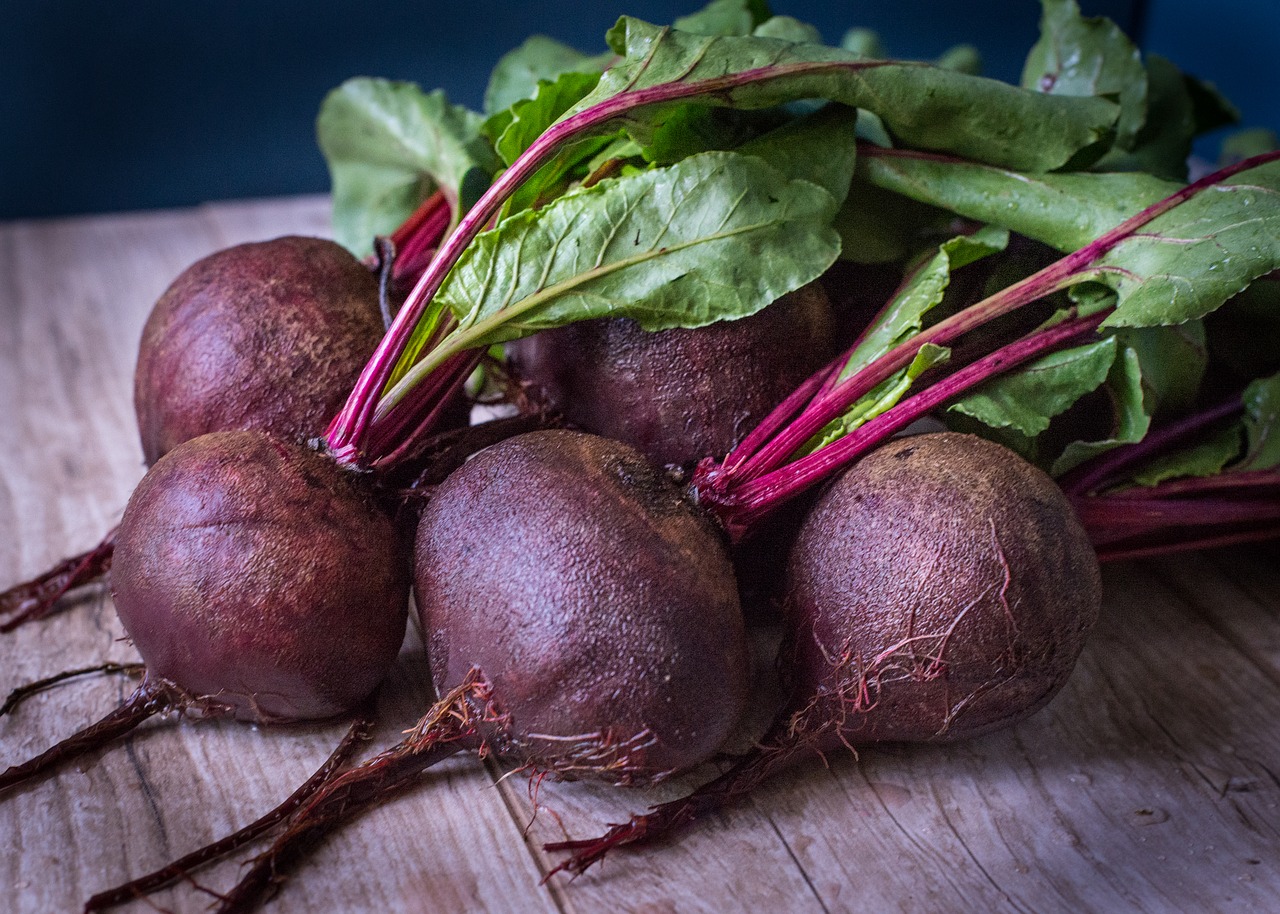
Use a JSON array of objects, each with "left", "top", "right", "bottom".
[
  {"left": 1130, "top": 425, "right": 1243, "bottom": 487},
  {"left": 839, "top": 226, "right": 1009, "bottom": 382},
  {"left": 415, "top": 151, "right": 840, "bottom": 371},
  {"left": 488, "top": 71, "right": 603, "bottom": 166},
  {"left": 674, "top": 0, "right": 771, "bottom": 36},
  {"left": 483, "top": 36, "right": 614, "bottom": 114},
  {"left": 1094, "top": 158, "right": 1280, "bottom": 328},
  {"left": 949, "top": 335, "right": 1117, "bottom": 437},
  {"left": 1023, "top": 0, "right": 1146, "bottom": 153},
  {"left": 1240, "top": 373, "right": 1280, "bottom": 471},
  {"left": 858, "top": 151, "right": 1181, "bottom": 253},
  {"left": 1052, "top": 344, "right": 1150, "bottom": 475},
  {"left": 572, "top": 17, "right": 1116, "bottom": 172},
  {"left": 317, "top": 79, "right": 500, "bottom": 257}
]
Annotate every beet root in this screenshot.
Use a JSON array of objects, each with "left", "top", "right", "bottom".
[
  {"left": 507, "top": 283, "right": 836, "bottom": 469},
  {"left": 133, "top": 236, "right": 387, "bottom": 466},
  {"left": 414, "top": 428, "right": 750, "bottom": 783},
  {"left": 783, "top": 432, "right": 1102, "bottom": 745},
  {"left": 111, "top": 429, "right": 410, "bottom": 722}
]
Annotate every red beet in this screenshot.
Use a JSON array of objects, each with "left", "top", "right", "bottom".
[
  {"left": 111, "top": 429, "right": 410, "bottom": 722},
  {"left": 415, "top": 428, "right": 749, "bottom": 781},
  {"left": 507, "top": 283, "right": 836, "bottom": 469},
  {"left": 134, "top": 236, "right": 388, "bottom": 465}
]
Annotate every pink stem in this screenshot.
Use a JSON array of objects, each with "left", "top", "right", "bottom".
[
  {"left": 701, "top": 311, "right": 1107, "bottom": 539},
  {"left": 1059, "top": 395, "right": 1246, "bottom": 496}
]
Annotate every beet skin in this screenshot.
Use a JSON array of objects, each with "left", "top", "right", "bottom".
[
  {"left": 413, "top": 429, "right": 749, "bottom": 784},
  {"left": 784, "top": 432, "right": 1102, "bottom": 744},
  {"left": 112, "top": 430, "right": 410, "bottom": 722},
  {"left": 133, "top": 236, "right": 386, "bottom": 465},
  {"left": 507, "top": 283, "right": 836, "bottom": 469}
]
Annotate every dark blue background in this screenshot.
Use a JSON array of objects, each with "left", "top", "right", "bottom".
[{"left": 1, "top": 1, "right": 1274, "bottom": 219}]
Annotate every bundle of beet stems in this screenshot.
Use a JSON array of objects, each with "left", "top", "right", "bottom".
[{"left": 4, "top": 1, "right": 1280, "bottom": 911}]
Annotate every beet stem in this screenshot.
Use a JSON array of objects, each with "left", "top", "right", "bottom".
[
  {"left": 1, "top": 527, "right": 117, "bottom": 633},
  {"left": 1, "top": 662, "right": 145, "bottom": 718},
  {"left": 714, "top": 150, "right": 1280, "bottom": 495},
  {"left": 0, "top": 680, "right": 175, "bottom": 796},
  {"left": 82, "top": 704, "right": 377, "bottom": 913},
  {"left": 703, "top": 310, "right": 1106, "bottom": 538},
  {"left": 325, "top": 57, "right": 918, "bottom": 464},
  {"left": 1059, "top": 394, "right": 1247, "bottom": 496}
]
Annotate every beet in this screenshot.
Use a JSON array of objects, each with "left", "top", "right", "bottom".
[
  {"left": 111, "top": 429, "right": 410, "bottom": 722},
  {"left": 783, "top": 432, "right": 1101, "bottom": 744},
  {"left": 415, "top": 428, "right": 749, "bottom": 781},
  {"left": 133, "top": 236, "right": 387, "bottom": 465},
  {"left": 507, "top": 283, "right": 836, "bottom": 469}
]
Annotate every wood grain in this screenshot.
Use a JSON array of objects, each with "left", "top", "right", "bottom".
[{"left": 2, "top": 198, "right": 1278, "bottom": 913}]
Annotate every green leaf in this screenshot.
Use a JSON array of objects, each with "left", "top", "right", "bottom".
[
  {"left": 810, "top": 343, "right": 951, "bottom": 453},
  {"left": 734, "top": 105, "right": 859, "bottom": 204},
  {"left": 1240, "top": 373, "right": 1280, "bottom": 470},
  {"left": 840, "top": 226, "right": 1009, "bottom": 382},
  {"left": 1130, "top": 425, "right": 1242, "bottom": 486},
  {"left": 486, "top": 71, "right": 603, "bottom": 166},
  {"left": 840, "top": 28, "right": 885, "bottom": 59},
  {"left": 949, "top": 335, "right": 1117, "bottom": 437},
  {"left": 1095, "top": 158, "right": 1280, "bottom": 327},
  {"left": 935, "top": 45, "right": 982, "bottom": 75},
  {"left": 1052, "top": 344, "right": 1150, "bottom": 474},
  {"left": 752, "top": 16, "right": 823, "bottom": 45},
  {"left": 1113, "top": 322, "right": 1207, "bottom": 421},
  {"left": 1098, "top": 54, "right": 1195, "bottom": 181},
  {"left": 578, "top": 17, "right": 1118, "bottom": 172},
  {"left": 423, "top": 151, "right": 841, "bottom": 359},
  {"left": 858, "top": 150, "right": 1181, "bottom": 253},
  {"left": 673, "top": 0, "right": 771, "bottom": 36},
  {"left": 1022, "top": 0, "right": 1146, "bottom": 153},
  {"left": 833, "top": 178, "right": 952, "bottom": 264},
  {"left": 483, "top": 36, "right": 614, "bottom": 114},
  {"left": 317, "top": 78, "right": 500, "bottom": 257}
]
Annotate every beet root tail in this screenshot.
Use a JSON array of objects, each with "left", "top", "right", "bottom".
[
  {"left": 212, "top": 671, "right": 498, "bottom": 914},
  {"left": 0, "top": 528, "right": 117, "bottom": 632},
  {"left": 83, "top": 702, "right": 377, "bottom": 913},
  {"left": 0, "top": 677, "right": 174, "bottom": 797},
  {"left": 543, "top": 737, "right": 808, "bottom": 880}
]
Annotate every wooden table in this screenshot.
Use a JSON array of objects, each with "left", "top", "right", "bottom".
[{"left": 2, "top": 197, "right": 1278, "bottom": 913}]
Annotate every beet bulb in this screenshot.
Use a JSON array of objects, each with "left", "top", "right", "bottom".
[
  {"left": 133, "top": 235, "right": 388, "bottom": 466},
  {"left": 507, "top": 283, "right": 836, "bottom": 469},
  {"left": 111, "top": 429, "right": 410, "bottom": 722},
  {"left": 195, "top": 430, "right": 751, "bottom": 912}
]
